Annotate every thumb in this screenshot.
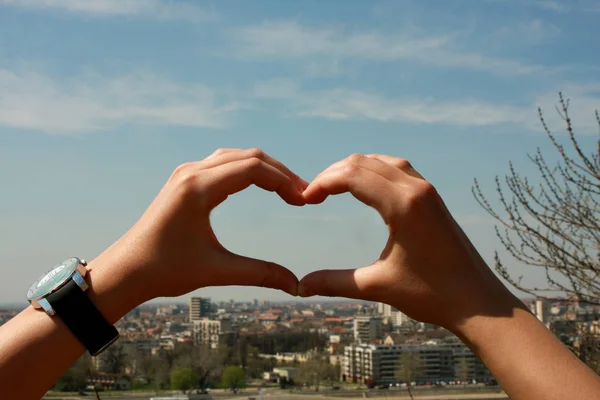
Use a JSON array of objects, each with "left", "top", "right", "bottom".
[
  {"left": 211, "top": 249, "right": 299, "bottom": 296},
  {"left": 298, "top": 264, "right": 385, "bottom": 301}
]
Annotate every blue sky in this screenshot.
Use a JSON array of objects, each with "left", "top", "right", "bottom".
[{"left": 0, "top": 0, "right": 599, "bottom": 304}]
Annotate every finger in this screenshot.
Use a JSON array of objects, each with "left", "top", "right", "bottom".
[
  {"left": 297, "top": 264, "right": 387, "bottom": 301},
  {"left": 202, "top": 148, "right": 310, "bottom": 191},
  {"left": 205, "top": 158, "right": 306, "bottom": 207},
  {"left": 212, "top": 249, "right": 299, "bottom": 296},
  {"left": 366, "top": 154, "right": 425, "bottom": 180},
  {"left": 302, "top": 162, "right": 397, "bottom": 223},
  {"left": 204, "top": 148, "right": 241, "bottom": 160}
]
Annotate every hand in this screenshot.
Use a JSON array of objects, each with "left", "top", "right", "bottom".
[
  {"left": 298, "top": 154, "right": 519, "bottom": 331},
  {"left": 89, "top": 148, "right": 307, "bottom": 305}
]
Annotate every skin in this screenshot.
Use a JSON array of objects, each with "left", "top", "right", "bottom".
[
  {"left": 0, "top": 149, "right": 599, "bottom": 399},
  {"left": 298, "top": 153, "right": 600, "bottom": 400}
]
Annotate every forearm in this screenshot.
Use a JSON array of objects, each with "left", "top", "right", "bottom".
[
  {"left": 454, "top": 298, "right": 600, "bottom": 400},
  {"left": 0, "top": 249, "right": 144, "bottom": 399}
]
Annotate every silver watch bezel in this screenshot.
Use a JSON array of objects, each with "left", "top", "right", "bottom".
[{"left": 28, "top": 258, "right": 89, "bottom": 316}]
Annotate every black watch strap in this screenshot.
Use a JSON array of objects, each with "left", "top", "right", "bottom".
[{"left": 46, "top": 279, "right": 119, "bottom": 356}]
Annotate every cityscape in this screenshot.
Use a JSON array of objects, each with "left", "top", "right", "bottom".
[{"left": 1, "top": 295, "right": 598, "bottom": 398}]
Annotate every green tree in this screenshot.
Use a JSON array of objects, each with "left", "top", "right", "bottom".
[
  {"left": 171, "top": 368, "right": 198, "bottom": 393},
  {"left": 221, "top": 366, "right": 245, "bottom": 390},
  {"left": 396, "top": 351, "right": 423, "bottom": 400}
]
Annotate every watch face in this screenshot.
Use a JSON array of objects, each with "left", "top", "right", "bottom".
[{"left": 27, "top": 258, "right": 80, "bottom": 301}]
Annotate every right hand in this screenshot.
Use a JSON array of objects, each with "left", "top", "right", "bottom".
[{"left": 298, "top": 154, "right": 520, "bottom": 331}]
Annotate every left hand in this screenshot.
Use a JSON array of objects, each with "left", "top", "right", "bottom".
[{"left": 88, "top": 148, "right": 308, "bottom": 307}]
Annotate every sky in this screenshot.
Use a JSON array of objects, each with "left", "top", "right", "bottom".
[{"left": 0, "top": 0, "right": 599, "bottom": 305}]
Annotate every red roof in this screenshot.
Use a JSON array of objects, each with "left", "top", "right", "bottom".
[{"left": 258, "top": 315, "right": 280, "bottom": 321}]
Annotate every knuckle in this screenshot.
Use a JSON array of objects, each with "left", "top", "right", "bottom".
[
  {"left": 247, "top": 147, "right": 266, "bottom": 160},
  {"left": 172, "top": 162, "right": 194, "bottom": 179},
  {"left": 340, "top": 162, "right": 361, "bottom": 177},
  {"left": 245, "top": 156, "right": 264, "bottom": 170},
  {"left": 347, "top": 153, "right": 365, "bottom": 164},
  {"left": 211, "top": 148, "right": 229, "bottom": 157},
  {"left": 395, "top": 158, "right": 412, "bottom": 170},
  {"left": 406, "top": 181, "right": 438, "bottom": 208}
]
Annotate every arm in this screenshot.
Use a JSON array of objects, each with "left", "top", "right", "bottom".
[
  {"left": 0, "top": 148, "right": 307, "bottom": 399},
  {"left": 298, "top": 153, "right": 600, "bottom": 400}
]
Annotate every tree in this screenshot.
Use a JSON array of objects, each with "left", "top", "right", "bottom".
[
  {"left": 455, "top": 357, "right": 471, "bottom": 383},
  {"left": 100, "top": 343, "right": 127, "bottom": 374},
  {"left": 473, "top": 93, "right": 600, "bottom": 305},
  {"left": 396, "top": 351, "right": 423, "bottom": 400},
  {"left": 300, "top": 353, "right": 337, "bottom": 391},
  {"left": 54, "top": 354, "right": 94, "bottom": 392},
  {"left": 192, "top": 346, "right": 225, "bottom": 389},
  {"left": 171, "top": 368, "right": 198, "bottom": 393},
  {"left": 131, "top": 350, "right": 158, "bottom": 386},
  {"left": 221, "top": 366, "right": 245, "bottom": 390}
]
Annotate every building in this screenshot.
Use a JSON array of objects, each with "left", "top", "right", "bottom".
[
  {"left": 535, "top": 299, "right": 551, "bottom": 326},
  {"left": 377, "top": 302, "right": 393, "bottom": 317},
  {"left": 354, "top": 315, "right": 384, "bottom": 343},
  {"left": 258, "top": 352, "right": 312, "bottom": 363},
  {"left": 87, "top": 374, "right": 130, "bottom": 391},
  {"left": 391, "top": 311, "right": 410, "bottom": 327},
  {"left": 192, "top": 318, "right": 232, "bottom": 349},
  {"left": 343, "top": 342, "right": 491, "bottom": 385},
  {"left": 189, "top": 297, "right": 212, "bottom": 321}
]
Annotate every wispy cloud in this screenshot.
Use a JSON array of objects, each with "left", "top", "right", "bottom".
[
  {"left": 496, "top": 19, "right": 561, "bottom": 45},
  {"left": 535, "top": 85, "right": 600, "bottom": 134},
  {"left": 535, "top": 0, "right": 570, "bottom": 12},
  {"left": 0, "top": 0, "right": 216, "bottom": 21},
  {"left": 254, "top": 80, "right": 532, "bottom": 127},
  {"left": 231, "top": 20, "right": 547, "bottom": 76},
  {"left": 0, "top": 67, "right": 239, "bottom": 134}
]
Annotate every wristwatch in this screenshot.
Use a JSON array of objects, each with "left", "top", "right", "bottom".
[{"left": 26, "top": 257, "right": 119, "bottom": 356}]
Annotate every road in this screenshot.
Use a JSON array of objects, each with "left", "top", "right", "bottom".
[{"left": 44, "top": 387, "right": 508, "bottom": 400}]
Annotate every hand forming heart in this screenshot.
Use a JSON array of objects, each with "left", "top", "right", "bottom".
[{"left": 88, "top": 148, "right": 517, "bottom": 332}]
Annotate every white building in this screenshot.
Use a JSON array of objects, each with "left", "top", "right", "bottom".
[
  {"left": 535, "top": 299, "right": 551, "bottom": 326},
  {"left": 343, "top": 342, "right": 490, "bottom": 385},
  {"left": 192, "top": 318, "right": 232, "bottom": 349},
  {"left": 354, "top": 315, "right": 384, "bottom": 343}
]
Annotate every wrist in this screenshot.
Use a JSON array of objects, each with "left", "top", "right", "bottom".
[
  {"left": 84, "top": 248, "right": 149, "bottom": 324},
  {"left": 449, "top": 295, "right": 533, "bottom": 353}
]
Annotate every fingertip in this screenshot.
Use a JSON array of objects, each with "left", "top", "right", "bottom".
[
  {"left": 297, "top": 282, "right": 313, "bottom": 298},
  {"left": 302, "top": 185, "right": 328, "bottom": 204}
]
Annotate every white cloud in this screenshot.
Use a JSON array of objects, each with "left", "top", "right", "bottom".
[
  {"left": 254, "top": 80, "right": 532, "bottom": 127},
  {"left": 0, "top": 0, "right": 215, "bottom": 21},
  {"left": 535, "top": 85, "right": 600, "bottom": 135},
  {"left": 231, "top": 20, "right": 547, "bottom": 76},
  {"left": 0, "top": 67, "right": 238, "bottom": 134},
  {"left": 535, "top": 0, "right": 570, "bottom": 12}
]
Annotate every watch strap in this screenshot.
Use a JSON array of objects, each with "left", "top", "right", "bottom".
[{"left": 46, "top": 279, "right": 119, "bottom": 356}]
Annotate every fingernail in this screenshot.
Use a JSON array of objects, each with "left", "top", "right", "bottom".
[
  {"left": 297, "top": 283, "right": 312, "bottom": 297},
  {"left": 296, "top": 180, "right": 309, "bottom": 193}
]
